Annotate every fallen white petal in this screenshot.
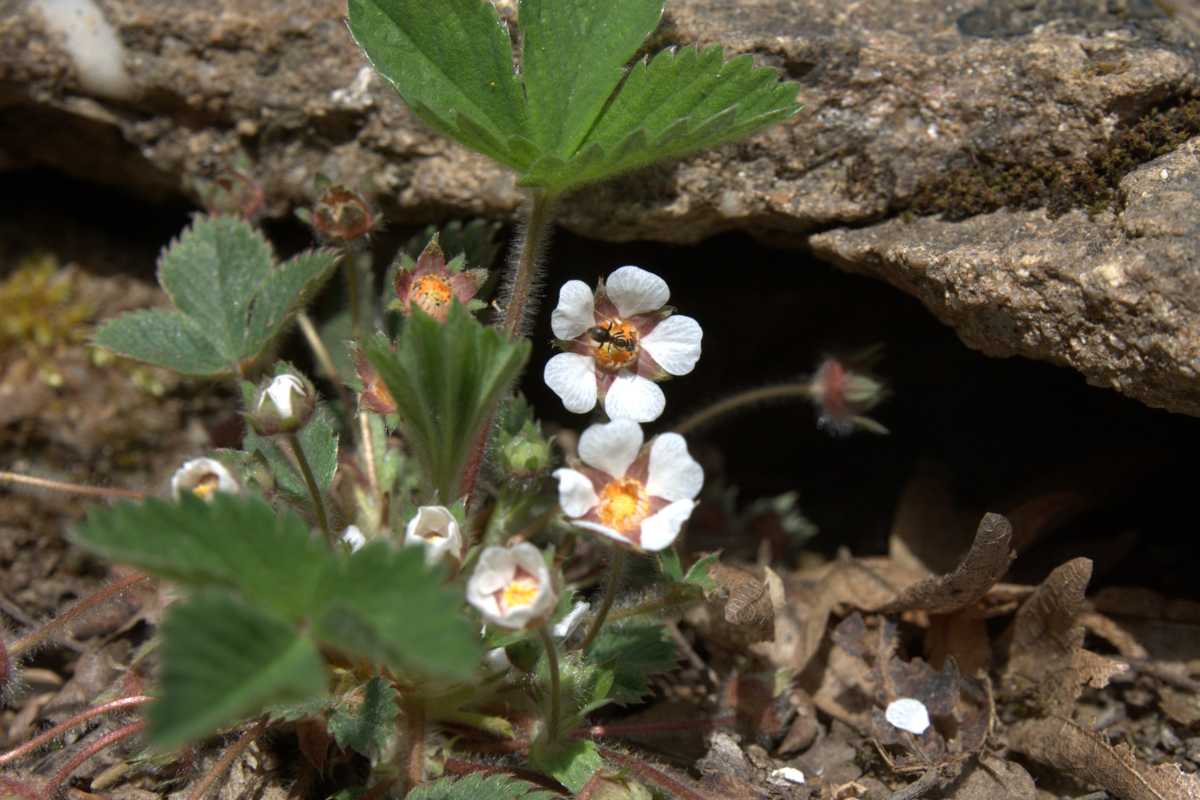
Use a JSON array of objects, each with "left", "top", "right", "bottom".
[
  {"left": 885, "top": 698, "right": 931, "bottom": 735},
  {"left": 578, "top": 418, "right": 643, "bottom": 478},
  {"left": 544, "top": 352, "right": 598, "bottom": 414},
  {"left": 554, "top": 468, "right": 599, "bottom": 518},
  {"left": 769, "top": 767, "right": 805, "bottom": 786},
  {"left": 645, "top": 433, "right": 704, "bottom": 502},
  {"left": 551, "top": 280, "right": 595, "bottom": 339},
  {"left": 604, "top": 373, "right": 665, "bottom": 423},
  {"left": 641, "top": 315, "right": 702, "bottom": 376},
  {"left": 639, "top": 499, "right": 695, "bottom": 551},
  {"left": 606, "top": 265, "right": 669, "bottom": 318}
]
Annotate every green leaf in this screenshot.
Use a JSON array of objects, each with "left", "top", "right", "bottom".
[
  {"left": 244, "top": 405, "right": 340, "bottom": 499},
  {"left": 149, "top": 591, "right": 327, "bottom": 749},
  {"left": 529, "top": 738, "right": 604, "bottom": 794},
  {"left": 72, "top": 494, "right": 330, "bottom": 620},
  {"left": 94, "top": 308, "right": 231, "bottom": 376},
  {"left": 245, "top": 248, "right": 341, "bottom": 357},
  {"left": 657, "top": 548, "right": 683, "bottom": 582},
  {"left": 347, "top": 0, "right": 532, "bottom": 169},
  {"left": 522, "top": 45, "right": 801, "bottom": 191},
  {"left": 314, "top": 542, "right": 480, "bottom": 678},
  {"left": 329, "top": 676, "right": 398, "bottom": 759},
  {"left": 588, "top": 623, "right": 677, "bottom": 706},
  {"left": 406, "top": 774, "right": 559, "bottom": 800},
  {"left": 367, "top": 304, "right": 530, "bottom": 501},
  {"left": 520, "top": 0, "right": 664, "bottom": 157},
  {"left": 684, "top": 552, "right": 719, "bottom": 591},
  {"left": 156, "top": 215, "right": 275, "bottom": 362}
]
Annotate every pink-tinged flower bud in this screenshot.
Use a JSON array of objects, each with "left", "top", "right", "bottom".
[
  {"left": 351, "top": 344, "right": 397, "bottom": 415},
  {"left": 466, "top": 543, "right": 557, "bottom": 630},
  {"left": 391, "top": 236, "right": 487, "bottom": 323},
  {"left": 808, "top": 356, "right": 889, "bottom": 435},
  {"left": 171, "top": 458, "right": 239, "bottom": 501},
  {"left": 249, "top": 372, "right": 316, "bottom": 435},
  {"left": 403, "top": 505, "right": 464, "bottom": 565},
  {"left": 308, "top": 185, "right": 377, "bottom": 243}
]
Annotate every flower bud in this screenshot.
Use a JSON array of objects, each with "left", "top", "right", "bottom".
[
  {"left": 809, "top": 356, "right": 889, "bottom": 436},
  {"left": 404, "top": 505, "right": 464, "bottom": 565},
  {"left": 306, "top": 184, "right": 377, "bottom": 243},
  {"left": 249, "top": 372, "right": 316, "bottom": 435},
  {"left": 171, "top": 458, "right": 239, "bottom": 500},
  {"left": 497, "top": 421, "right": 554, "bottom": 483},
  {"left": 391, "top": 236, "right": 487, "bottom": 323}
]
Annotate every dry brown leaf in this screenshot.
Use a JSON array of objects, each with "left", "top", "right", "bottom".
[
  {"left": 700, "top": 563, "right": 775, "bottom": 648},
  {"left": 888, "top": 461, "right": 981, "bottom": 576},
  {"left": 1008, "top": 717, "right": 1200, "bottom": 800},
  {"left": 882, "top": 513, "right": 1014, "bottom": 616},
  {"left": 942, "top": 756, "right": 1036, "bottom": 800},
  {"left": 927, "top": 611, "right": 992, "bottom": 674},
  {"left": 1082, "top": 611, "right": 1149, "bottom": 660}
]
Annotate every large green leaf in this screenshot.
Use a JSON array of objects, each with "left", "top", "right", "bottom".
[
  {"left": 406, "top": 774, "right": 559, "bottom": 800},
  {"left": 520, "top": 0, "right": 664, "bottom": 157},
  {"left": 245, "top": 248, "right": 341, "bottom": 357},
  {"left": 72, "top": 494, "right": 329, "bottom": 620},
  {"left": 587, "top": 623, "right": 678, "bottom": 707},
  {"left": 367, "top": 304, "right": 530, "bottom": 502},
  {"left": 94, "top": 308, "right": 231, "bottom": 377},
  {"left": 314, "top": 542, "right": 480, "bottom": 678},
  {"left": 149, "top": 591, "right": 327, "bottom": 749},
  {"left": 347, "top": 0, "right": 532, "bottom": 170}
]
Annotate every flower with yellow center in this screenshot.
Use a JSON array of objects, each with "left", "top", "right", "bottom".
[
  {"left": 554, "top": 419, "right": 703, "bottom": 552},
  {"left": 392, "top": 235, "right": 487, "bottom": 323},
  {"left": 404, "top": 505, "right": 464, "bottom": 565},
  {"left": 466, "top": 542, "right": 557, "bottom": 630},
  {"left": 171, "top": 458, "right": 239, "bottom": 501},
  {"left": 544, "top": 266, "right": 702, "bottom": 423}
]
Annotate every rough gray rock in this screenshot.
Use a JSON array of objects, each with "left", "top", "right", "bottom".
[{"left": 3, "top": 0, "right": 1200, "bottom": 413}]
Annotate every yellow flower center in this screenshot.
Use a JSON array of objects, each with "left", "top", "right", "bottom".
[
  {"left": 500, "top": 577, "right": 540, "bottom": 611},
  {"left": 590, "top": 319, "right": 639, "bottom": 370},
  {"left": 596, "top": 477, "right": 650, "bottom": 533},
  {"left": 411, "top": 275, "right": 453, "bottom": 316},
  {"left": 192, "top": 473, "right": 221, "bottom": 499}
]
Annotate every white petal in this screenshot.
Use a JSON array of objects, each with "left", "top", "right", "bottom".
[
  {"left": 553, "top": 601, "right": 589, "bottom": 639},
  {"left": 553, "top": 468, "right": 599, "bottom": 518},
  {"left": 544, "top": 352, "right": 598, "bottom": 414},
  {"left": 262, "top": 374, "right": 305, "bottom": 417},
  {"left": 606, "top": 266, "right": 669, "bottom": 318},
  {"left": 171, "top": 458, "right": 239, "bottom": 500},
  {"left": 572, "top": 519, "right": 633, "bottom": 547},
  {"left": 578, "top": 418, "right": 643, "bottom": 478},
  {"left": 639, "top": 500, "right": 695, "bottom": 551},
  {"left": 645, "top": 433, "right": 704, "bottom": 502},
  {"left": 885, "top": 698, "right": 931, "bottom": 735},
  {"left": 469, "top": 546, "right": 515, "bottom": 596},
  {"left": 341, "top": 525, "right": 366, "bottom": 552},
  {"left": 603, "top": 373, "right": 665, "bottom": 423},
  {"left": 404, "top": 505, "right": 463, "bottom": 564},
  {"left": 641, "top": 315, "right": 702, "bottom": 376},
  {"left": 550, "top": 280, "right": 595, "bottom": 339}
]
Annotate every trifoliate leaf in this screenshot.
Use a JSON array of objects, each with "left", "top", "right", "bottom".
[
  {"left": 347, "top": 0, "right": 532, "bottom": 170},
  {"left": 520, "top": 0, "right": 665, "bottom": 157},
  {"left": 314, "top": 542, "right": 480, "bottom": 678},
  {"left": 72, "top": 494, "right": 330, "bottom": 620},
  {"left": 328, "top": 676, "right": 398, "bottom": 759},
  {"left": 148, "top": 591, "right": 327, "bottom": 749},
  {"left": 367, "top": 303, "right": 530, "bottom": 501},
  {"left": 588, "top": 623, "right": 678, "bottom": 706},
  {"left": 406, "top": 773, "right": 559, "bottom": 800},
  {"left": 94, "top": 308, "right": 231, "bottom": 376}
]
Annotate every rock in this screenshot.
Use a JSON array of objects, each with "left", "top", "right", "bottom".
[
  {"left": 811, "top": 139, "right": 1200, "bottom": 416},
  {"left": 3, "top": 0, "right": 1200, "bottom": 413}
]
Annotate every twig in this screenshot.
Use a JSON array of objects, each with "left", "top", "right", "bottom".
[
  {"left": 186, "top": 720, "right": 267, "bottom": 800},
  {"left": 0, "top": 696, "right": 152, "bottom": 766},
  {"left": 0, "top": 471, "right": 144, "bottom": 500},
  {"left": 9, "top": 572, "right": 150, "bottom": 657},
  {"left": 43, "top": 720, "right": 146, "bottom": 797},
  {"left": 886, "top": 767, "right": 941, "bottom": 800}
]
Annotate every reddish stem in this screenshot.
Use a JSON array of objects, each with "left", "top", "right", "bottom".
[
  {"left": 186, "top": 720, "right": 266, "bottom": 800},
  {"left": 9, "top": 573, "right": 149, "bottom": 657},
  {"left": 402, "top": 700, "right": 426, "bottom": 793},
  {"left": 573, "top": 714, "right": 735, "bottom": 740},
  {"left": 0, "top": 696, "right": 152, "bottom": 766},
  {"left": 43, "top": 720, "right": 145, "bottom": 797},
  {"left": 594, "top": 746, "right": 715, "bottom": 800},
  {"left": 0, "top": 471, "right": 145, "bottom": 500},
  {"left": 0, "top": 776, "right": 40, "bottom": 800}
]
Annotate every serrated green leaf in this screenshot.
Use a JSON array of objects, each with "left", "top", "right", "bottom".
[
  {"left": 588, "top": 623, "right": 677, "bottom": 707},
  {"left": 522, "top": 45, "right": 801, "bottom": 190},
  {"left": 94, "top": 308, "right": 232, "bottom": 376},
  {"left": 406, "top": 773, "right": 559, "bottom": 800},
  {"left": 72, "top": 494, "right": 329, "bottom": 620},
  {"left": 520, "top": 0, "right": 664, "bottom": 156},
  {"left": 156, "top": 215, "right": 275, "bottom": 362},
  {"left": 347, "top": 0, "right": 531, "bottom": 169},
  {"left": 245, "top": 248, "right": 341, "bottom": 356},
  {"left": 367, "top": 303, "right": 530, "bottom": 502},
  {"left": 329, "top": 676, "right": 398, "bottom": 759},
  {"left": 529, "top": 738, "right": 604, "bottom": 793},
  {"left": 244, "top": 405, "right": 340, "bottom": 499},
  {"left": 684, "top": 552, "right": 719, "bottom": 590},
  {"left": 149, "top": 591, "right": 327, "bottom": 749},
  {"left": 314, "top": 542, "right": 480, "bottom": 678}
]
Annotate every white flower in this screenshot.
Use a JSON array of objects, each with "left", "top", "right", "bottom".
[
  {"left": 885, "top": 698, "right": 931, "bottom": 735},
  {"left": 171, "top": 458, "right": 239, "bottom": 500},
  {"left": 404, "top": 505, "right": 464, "bottom": 565},
  {"left": 552, "top": 419, "right": 703, "bottom": 552},
  {"left": 260, "top": 374, "right": 306, "bottom": 419},
  {"left": 466, "top": 543, "right": 558, "bottom": 630},
  {"left": 543, "top": 266, "right": 702, "bottom": 423},
  {"left": 341, "top": 525, "right": 366, "bottom": 552}
]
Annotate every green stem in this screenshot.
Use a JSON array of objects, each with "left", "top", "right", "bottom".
[
  {"left": 578, "top": 548, "right": 627, "bottom": 653},
  {"left": 500, "top": 189, "right": 557, "bottom": 340},
  {"left": 286, "top": 431, "right": 333, "bottom": 548},
  {"left": 343, "top": 251, "right": 363, "bottom": 340},
  {"left": 536, "top": 626, "right": 562, "bottom": 744},
  {"left": 671, "top": 381, "right": 814, "bottom": 437},
  {"left": 606, "top": 585, "right": 702, "bottom": 625}
]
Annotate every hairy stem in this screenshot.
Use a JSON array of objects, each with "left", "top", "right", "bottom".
[
  {"left": 0, "top": 471, "right": 144, "bottom": 500},
  {"left": 594, "top": 745, "right": 715, "bottom": 800},
  {"left": 285, "top": 431, "right": 334, "bottom": 547},
  {"left": 186, "top": 719, "right": 267, "bottom": 800},
  {"left": 499, "top": 189, "right": 556, "bottom": 340},
  {"left": 43, "top": 719, "right": 145, "bottom": 797},
  {"left": 671, "top": 382, "right": 814, "bottom": 437},
  {"left": 403, "top": 699, "right": 427, "bottom": 793},
  {"left": 0, "top": 696, "right": 152, "bottom": 766},
  {"left": 536, "top": 626, "right": 562, "bottom": 744},
  {"left": 578, "top": 548, "right": 627, "bottom": 653},
  {"left": 605, "top": 584, "right": 703, "bottom": 625},
  {"left": 9, "top": 572, "right": 149, "bottom": 658}
]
